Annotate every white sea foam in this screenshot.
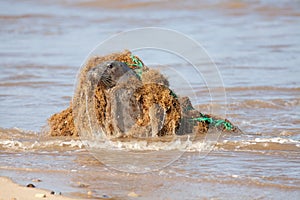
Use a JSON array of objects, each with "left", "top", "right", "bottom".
[
  {"left": 84, "top": 137, "right": 215, "bottom": 152},
  {"left": 1, "top": 135, "right": 299, "bottom": 153},
  {"left": 253, "top": 137, "right": 299, "bottom": 144},
  {"left": 0, "top": 139, "right": 84, "bottom": 151},
  {"left": 221, "top": 137, "right": 299, "bottom": 146}
]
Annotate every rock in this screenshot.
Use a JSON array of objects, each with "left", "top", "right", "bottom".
[
  {"left": 50, "top": 191, "right": 55, "bottom": 195},
  {"left": 87, "top": 191, "right": 92, "bottom": 196},
  {"left": 32, "top": 179, "right": 42, "bottom": 182},
  {"left": 128, "top": 191, "right": 139, "bottom": 197},
  {"left": 77, "top": 181, "right": 89, "bottom": 188},
  {"left": 34, "top": 193, "right": 46, "bottom": 198},
  {"left": 26, "top": 183, "right": 35, "bottom": 188}
]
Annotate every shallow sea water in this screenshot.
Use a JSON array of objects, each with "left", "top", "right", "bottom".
[{"left": 0, "top": 0, "right": 300, "bottom": 199}]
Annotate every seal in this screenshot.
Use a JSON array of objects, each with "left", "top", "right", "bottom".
[
  {"left": 87, "top": 61, "right": 141, "bottom": 138},
  {"left": 87, "top": 60, "right": 182, "bottom": 138}
]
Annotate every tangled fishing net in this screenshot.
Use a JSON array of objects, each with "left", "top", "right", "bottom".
[{"left": 48, "top": 50, "right": 239, "bottom": 139}]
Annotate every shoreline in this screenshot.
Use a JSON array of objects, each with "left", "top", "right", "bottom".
[{"left": 0, "top": 176, "right": 76, "bottom": 200}]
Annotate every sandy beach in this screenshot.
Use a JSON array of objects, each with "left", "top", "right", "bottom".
[{"left": 0, "top": 177, "right": 74, "bottom": 200}]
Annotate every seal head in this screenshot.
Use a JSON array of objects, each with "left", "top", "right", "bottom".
[
  {"left": 88, "top": 61, "right": 132, "bottom": 89},
  {"left": 101, "top": 61, "right": 132, "bottom": 89}
]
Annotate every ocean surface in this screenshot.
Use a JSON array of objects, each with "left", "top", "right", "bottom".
[{"left": 0, "top": 0, "right": 299, "bottom": 199}]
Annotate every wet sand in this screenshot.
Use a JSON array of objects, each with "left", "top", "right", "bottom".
[{"left": 0, "top": 177, "right": 74, "bottom": 200}]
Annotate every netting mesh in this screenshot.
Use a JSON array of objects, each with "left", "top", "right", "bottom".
[{"left": 47, "top": 50, "right": 238, "bottom": 138}]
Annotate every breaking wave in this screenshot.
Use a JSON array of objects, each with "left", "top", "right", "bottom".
[{"left": 0, "top": 127, "right": 299, "bottom": 153}]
